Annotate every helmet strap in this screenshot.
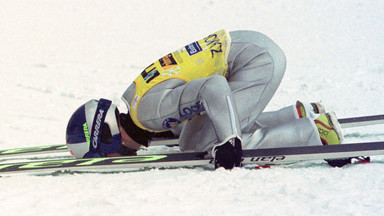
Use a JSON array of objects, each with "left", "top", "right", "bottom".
[{"left": 89, "top": 98, "right": 112, "bottom": 153}]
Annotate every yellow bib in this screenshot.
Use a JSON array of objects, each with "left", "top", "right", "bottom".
[{"left": 130, "top": 29, "right": 232, "bottom": 131}]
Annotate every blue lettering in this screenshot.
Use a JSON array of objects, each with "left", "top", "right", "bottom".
[{"left": 180, "top": 102, "right": 205, "bottom": 119}]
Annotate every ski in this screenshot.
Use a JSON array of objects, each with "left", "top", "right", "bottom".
[
  {"left": 0, "top": 144, "right": 68, "bottom": 158},
  {"left": 0, "top": 114, "right": 382, "bottom": 159},
  {"left": 0, "top": 141, "right": 383, "bottom": 175},
  {"left": 339, "top": 114, "right": 384, "bottom": 128}
]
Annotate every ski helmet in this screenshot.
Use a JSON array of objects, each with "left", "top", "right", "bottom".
[{"left": 66, "top": 98, "right": 122, "bottom": 158}]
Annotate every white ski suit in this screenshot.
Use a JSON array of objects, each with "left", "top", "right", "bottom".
[{"left": 122, "top": 30, "right": 322, "bottom": 153}]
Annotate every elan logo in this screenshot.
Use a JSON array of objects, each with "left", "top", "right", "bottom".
[{"left": 250, "top": 156, "right": 286, "bottom": 163}]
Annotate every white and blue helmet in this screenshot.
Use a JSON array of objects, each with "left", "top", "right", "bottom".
[{"left": 66, "top": 99, "right": 122, "bottom": 158}]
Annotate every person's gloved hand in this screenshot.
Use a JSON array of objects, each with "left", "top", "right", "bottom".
[{"left": 212, "top": 137, "right": 242, "bottom": 169}]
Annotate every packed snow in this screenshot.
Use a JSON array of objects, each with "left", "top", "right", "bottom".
[{"left": 1, "top": 1, "right": 384, "bottom": 215}]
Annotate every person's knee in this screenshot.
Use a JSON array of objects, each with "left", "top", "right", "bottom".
[
  {"left": 256, "top": 33, "right": 286, "bottom": 77},
  {"left": 269, "top": 43, "right": 286, "bottom": 78},
  {"left": 251, "top": 32, "right": 286, "bottom": 72},
  {"left": 250, "top": 32, "right": 286, "bottom": 83},
  {"left": 231, "top": 30, "right": 286, "bottom": 79}
]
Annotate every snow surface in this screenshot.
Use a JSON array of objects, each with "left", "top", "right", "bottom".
[{"left": 1, "top": 0, "right": 384, "bottom": 215}]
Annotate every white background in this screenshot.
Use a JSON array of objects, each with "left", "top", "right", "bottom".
[{"left": 1, "top": 1, "right": 383, "bottom": 215}]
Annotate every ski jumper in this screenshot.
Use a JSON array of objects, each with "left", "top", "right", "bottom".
[
  {"left": 122, "top": 29, "right": 322, "bottom": 152},
  {"left": 123, "top": 29, "right": 242, "bottom": 147}
]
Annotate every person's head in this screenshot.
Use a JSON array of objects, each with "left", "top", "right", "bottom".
[{"left": 66, "top": 98, "right": 139, "bottom": 158}]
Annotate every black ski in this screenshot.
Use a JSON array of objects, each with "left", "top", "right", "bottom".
[
  {"left": 339, "top": 114, "right": 384, "bottom": 128},
  {"left": 0, "top": 144, "right": 68, "bottom": 158},
  {"left": 1, "top": 114, "right": 383, "bottom": 159},
  {"left": 0, "top": 141, "right": 383, "bottom": 175}
]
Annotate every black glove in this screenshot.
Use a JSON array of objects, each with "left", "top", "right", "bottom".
[{"left": 213, "top": 137, "right": 243, "bottom": 169}]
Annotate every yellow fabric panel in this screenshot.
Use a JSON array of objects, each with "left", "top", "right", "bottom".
[{"left": 130, "top": 29, "right": 232, "bottom": 131}]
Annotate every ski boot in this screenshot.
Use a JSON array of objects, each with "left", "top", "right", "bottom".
[
  {"left": 296, "top": 100, "right": 325, "bottom": 119},
  {"left": 314, "top": 112, "right": 343, "bottom": 145}
]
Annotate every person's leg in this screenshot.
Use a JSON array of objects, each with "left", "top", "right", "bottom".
[
  {"left": 137, "top": 75, "right": 242, "bottom": 150},
  {"left": 227, "top": 30, "right": 286, "bottom": 133},
  {"left": 244, "top": 117, "right": 322, "bottom": 149},
  {"left": 179, "top": 31, "right": 287, "bottom": 152}
]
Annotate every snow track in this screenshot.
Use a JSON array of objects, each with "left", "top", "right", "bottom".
[{"left": 1, "top": 1, "right": 383, "bottom": 215}]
